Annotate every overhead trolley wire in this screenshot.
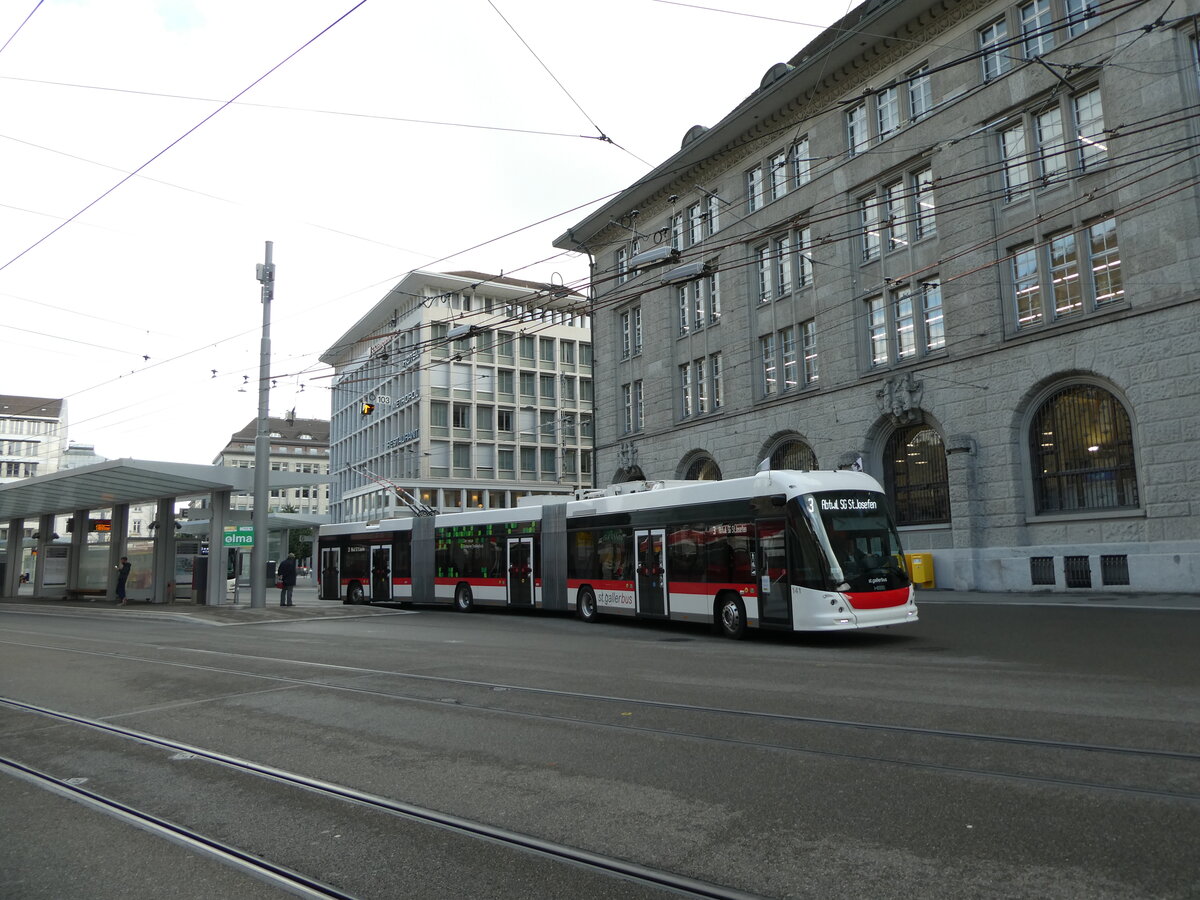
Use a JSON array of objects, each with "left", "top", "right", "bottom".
[{"left": 0, "top": 0, "right": 372, "bottom": 277}]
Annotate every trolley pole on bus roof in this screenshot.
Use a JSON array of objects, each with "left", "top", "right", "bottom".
[{"left": 250, "top": 241, "right": 274, "bottom": 609}]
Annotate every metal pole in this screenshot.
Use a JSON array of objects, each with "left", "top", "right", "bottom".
[{"left": 251, "top": 241, "right": 274, "bottom": 609}]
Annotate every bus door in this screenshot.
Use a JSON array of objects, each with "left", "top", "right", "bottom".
[
  {"left": 757, "top": 519, "right": 791, "bottom": 625},
  {"left": 634, "top": 529, "right": 667, "bottom": 617},
  {"left": 319, "top": 547, "right": 339, "bottom": 600},
  {"left": 507, "top": 537, "right": 534, "bottom": 607},
  {"left": 370, "top": 546, "right": 391, "bottom": 601}
]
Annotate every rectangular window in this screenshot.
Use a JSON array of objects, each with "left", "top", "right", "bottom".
[
  {"left": 707, "top": 272, "right": 722, "bottom": 323},
  {"left": 680, "top": 364, "right": 692, "bottom": 417},
  {"left": 914, "top": 167, "right": 936, "bottom": 238},
  {"left": 687, "top": 202, "right": 703, "bottom": 246},
  {"left": 622, "top": 384, "right": 633, "bottom": 433},
  {"left": 867, "top": 296, "right": 889, "bottom": 367},
  {"left": 1073, "top": 87, "right": 1106, "bottom": 170},
  {"left": 1002, "top": 123, "right": 1031, "bottom": 200},
  {"left": 1035, "top": 106, "right": 1067, "bottom": 183},
  {"left": 497, "top": 331, "right": 515, "bottom": 362},
  {"left": 678, "top": 286, "right": 690, "bottom": 335},
  {"left": 519, "top": 335, "right": 535, "bottom": 361},
  {"left": 980, "top": 17, "right": 1011, "bottom": 81},
  {"left": 923, "top": 282, "right": 945, "bottom": 352},
  {"left": 561, "top": 341, "right": 575, "bottom": 365},
  {"left": 620, "top": 310, "right": 632, "bottom": 359},
  {"left": 795, "top": 226, "right": 813, "bottom": 288},
  {"left": 695, "top": 359, "right": 708, "bottom": 413},
  {"left": 430, "top": 401, "right": 449, "bottom": 428},
  {"left": 540, "top": 448, "right": 556, "bottom": 480},
  {"left": 561, "top": 376, "right": 576, "bottom": 402},
  {"left": 452, "top": 404, "right": 471, "bottom": 429},
  {"left": 760, "top": 335, "right": 777, "bottom": 396},
  {"left": 539, "top": 337, "right": 555, "bottom": 364},
  {"left": 790, "top": 136, "right": 811, "bottom": 186},
  {"left": 498, "top": 448, "right": 515, "bottom": 477},
  {"left": 846, "top": 102, "right": 869, "bottom": 155},
  {"left": 520, "top": 447, "right": 537, "bottom": 477},
  {"left": 892, "top": 288, "right": 917, "bottom": 364},
  {"left": 692, "top": 280, "right": 704, "bottom": 330},
  {"left": 581, "top": 342, "right": 593, "bottom": 366},
  {"left": 705, "top": 193, "right": 720, "bottom": 234},
  {"left": 539, "top": 374, "right": 555, "bottom": 402},
  {"left": 861, "top": 196, "right": 881, "bottom": 261},
  {"left": 877, "top": 86, "right": 900, "bottom": 138},
  {"left": 801, "top": 320, "right": 819, "bottom": 385},
  {"left": 773, "top": 235, "right": 791, "bottom": 296},
  {"left": 747, "top": 165, "right": 764, "bottom": 212},
  {"left": 497, "top": 368, "right": 514, "bottom": 396},
  {"left": 780, "top": 326, "right": 798, "bottom": 391},
  {"left": 616, "top": 245, "right": 628, "bottom": 285},
  {"left": 1066, "top": 0, "right": 1097, "bottom": 36},
  {"left": 908, "top": 65, "right": 932, "bottom": 121},
  {"left": 1089, "top": 217, "right": 1123, "bottom": 305},
  {"left": 497, "top": 409, "right": 514, "bottom": 433},
  {"left": 1013, "top": 245, "right": 1044, "bottom": 328},
  {"left": 634, "top": 381, "right": 644, "bottom": 431},
  {"left": 1049, "top": 230, "right": 1083, "bottom": 318},
  {"left": 711, "top": 354, "right": 723, "bottom": 409},
  {"left": 671, "top": 212, "right": 684, "bottom": 250},
  {"left": 520, "top": 372, "right": 536, "bottom": 400},
  {"left": 1019, "top": 0, "right": 1054, "bottom": 58},
  {"left": 756, "top": 245, "right": 772, "bottom": 302},
  {"left": 769, "top": 151, "right": 788, "bottom": 201},
  {"left": 632, "top": 308, "right": 643, "bottom": 354},
  {"left": 885, "top": 180, "right": 908, "bottom": 251}
]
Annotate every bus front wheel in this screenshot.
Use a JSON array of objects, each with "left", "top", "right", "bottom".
[
  {"left": 454, "top": 584, "right": 474, "bottom": 612},
  {"left": 716, "top": 594, "right": 747, "bottom": 639},
  {"left": 346, "top": 582, "right": 365, "bottom": 605},
  {"left": 577, "top": 587, "right": 598, "bottom": 623}
]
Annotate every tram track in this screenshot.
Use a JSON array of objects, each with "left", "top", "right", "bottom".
[
  {"left": 0, "top": 698, "right": 761, "bottom": 900},
  {"left": 2, "top": 636, "right": 1198, "bottom": 804}
]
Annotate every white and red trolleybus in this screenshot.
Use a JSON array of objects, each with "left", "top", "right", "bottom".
[{"left": 316, "top": 469, "right": 918, "bottom": 637}]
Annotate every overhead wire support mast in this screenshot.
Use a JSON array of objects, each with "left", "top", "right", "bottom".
[{"left": 251, "top": 242, "right": 274, "bottom": 609}]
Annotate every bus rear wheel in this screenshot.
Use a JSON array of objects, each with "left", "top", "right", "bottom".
[
  {"left": 577, "top": 587, "right": 598, "bottom": 622},
  {"left": 454, "top": 584, "right": 474, "bottom": 612},
  {"left": 716, "top": 594, "right": 747, "bottom": 639},
  {"left": 346, "top": 582, "right": 365, "bottom": 605}
]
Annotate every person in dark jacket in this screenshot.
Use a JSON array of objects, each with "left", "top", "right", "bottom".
[
  {"left": 116, "top": 557, "right": 131, "bottom": 606},
  {"left": 277, "top": 553, "right": 298, "bottom": 606}
]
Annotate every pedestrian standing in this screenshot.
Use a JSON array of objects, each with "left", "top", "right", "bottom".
[
  {"left": 116, "top": 557, "right": 131, "bottom": 606},
  {"left": 277, "top": 553, "right": 298, "bottom": 606}
]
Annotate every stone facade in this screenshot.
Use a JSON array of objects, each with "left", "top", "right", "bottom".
[{"left": 556, "top": 0, "right": 1200, "bottom": 592}]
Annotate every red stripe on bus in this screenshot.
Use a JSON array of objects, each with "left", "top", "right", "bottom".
[
  {"left": 434, "top": 577, "right": 507, "bottom": 588},
  {"left": 845, "top": 588, "right": 910, "bottom": 609}
]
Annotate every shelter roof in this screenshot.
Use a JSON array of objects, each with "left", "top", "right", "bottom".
[{"left": 0, "top": 458, "right": 329, "bottom": 521}]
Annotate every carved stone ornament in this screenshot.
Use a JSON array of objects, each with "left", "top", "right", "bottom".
[
  {"left": 876, "top": 371, "right": 925, "bottom": 425},
  {"left": 618, "top": 441, "right": 639, "bottom": 468}
]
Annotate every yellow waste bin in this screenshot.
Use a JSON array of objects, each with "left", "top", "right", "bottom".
[{"left": 905, "top": 553, "right": 935, "bottom": 588}]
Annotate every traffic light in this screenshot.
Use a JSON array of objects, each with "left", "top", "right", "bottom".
[{"left": 360, "top": 402, "right": 376, "bottom": 416}]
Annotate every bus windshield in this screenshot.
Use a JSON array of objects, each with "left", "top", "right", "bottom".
[{"left": 805, "top": 490, "right": 909, "bottom": 592}]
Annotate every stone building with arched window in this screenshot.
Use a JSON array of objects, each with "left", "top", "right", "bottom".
[{"left": 555, "top": 0, "right": 1199, "bottom": 592}]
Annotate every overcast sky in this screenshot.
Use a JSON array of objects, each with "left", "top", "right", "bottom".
[{"left": 0, "top": 0, "right": 850, "bottom": 465}]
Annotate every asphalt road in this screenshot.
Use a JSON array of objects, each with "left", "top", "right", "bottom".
[{"left": 0, "top": 598, "right": 1197, "bottom": 899}]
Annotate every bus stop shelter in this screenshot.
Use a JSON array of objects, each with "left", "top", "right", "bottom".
[{"left": 0, "top": 458, "right": 329, "bottom": 606}]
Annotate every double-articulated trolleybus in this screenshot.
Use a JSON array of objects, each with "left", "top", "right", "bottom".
[{"left": 317, "top": 469, "right": 918, "bottom": 637}]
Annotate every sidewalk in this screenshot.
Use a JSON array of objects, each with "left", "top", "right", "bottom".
[
  {"left": 1, "top": 585, "right": 1196, "bottom": 625},
  {"left": 0, "top": 584, "right": 407, "bottom": 626}
]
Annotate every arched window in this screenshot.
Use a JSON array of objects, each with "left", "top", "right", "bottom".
[
  {"left": 884, "top": 426, "right": 950, "bottom": 525},
  {"left": 684, "top": 456, "right": 722, "bottom": 480},
  {"left": 768, "top": 440, "right": 817, "bottom": 471},
  {"left": 614, "top": 465, "right": 646, "bottom": 483},
  {"left": 1029, "top": 384, "right": 1138, "bottom": 513}
]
